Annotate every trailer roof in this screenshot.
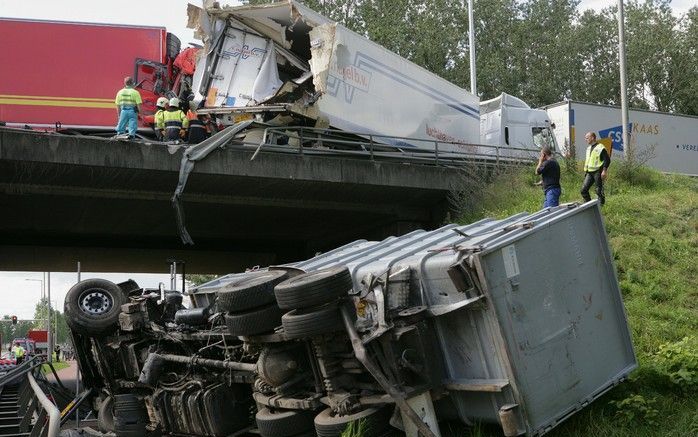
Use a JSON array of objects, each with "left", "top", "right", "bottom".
[
  {"left": 0, "top": 16, "right": 166, "bottom": 32},
  {"left": 540, "top": 100, "right": 698, "bottom": 120}
]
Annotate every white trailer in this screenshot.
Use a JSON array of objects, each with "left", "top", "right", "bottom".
[
  {"left": 193, "top": 1, "right": 549, "bottom": 160},
  {"left": 544, "top": 101, "right": 698, "bottom": 176}
]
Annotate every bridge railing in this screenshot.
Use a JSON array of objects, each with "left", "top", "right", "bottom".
[
  {"left": 0, "top": 356, "right": 60, "bottom": 437},
  {"left": 253, "top": 126, "right": 542, "bottom": 167}
]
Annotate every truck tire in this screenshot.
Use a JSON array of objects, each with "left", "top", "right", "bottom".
[
  {"left": 255, "top": 407, "right": 314, "bottom": 437},
  {"left": 281, "top": 302, "right": 355, "bottom": 339},
  {"left": 64, "top": 279, "right": 127, "bottom": 336},
  {"left": 217, "top": 271, "right": 288, "bottom": 312},
  {"left": 225, "top": 304, "right": 283, "bottom": 336},
  {"left": 313, "top": 406, "right": 391, "bottom": 437},
  {"left": 97, "top": 396, "right": 115, "bottom": 433},
  {"left": 274, "top": 266, "right": 352, "bottom": 310}
]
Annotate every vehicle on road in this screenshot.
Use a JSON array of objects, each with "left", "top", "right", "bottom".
[{"left": 27, "top": 329, "right": 49, "bottom": 357}]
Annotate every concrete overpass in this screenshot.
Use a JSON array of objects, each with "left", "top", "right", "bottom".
[{"left": 0, "top": 128, "right": 470, "bottom": 274}]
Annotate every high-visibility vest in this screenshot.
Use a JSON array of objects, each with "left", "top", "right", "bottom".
[
  {"left": 584, "top": 143, "right": 605, "bottom": 172},
  {"left": 13, "top": 346, "right": 24, "bottom": 358},
  {"left": 154, "top": 109, "right": 166, "bottom": 130},
  {"left": 162, "top": 109, "right": 189, "bottom": 140},
  {"left": 114, "top": 87, "right": 142, "bottom": 108}
]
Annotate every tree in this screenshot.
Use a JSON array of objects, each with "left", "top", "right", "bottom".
[
  {"left": 673, "top": 6, "right": 698, "bottom": 115},
  {"left": 33, "top": 298, "right": 70, "bottom": 345}
]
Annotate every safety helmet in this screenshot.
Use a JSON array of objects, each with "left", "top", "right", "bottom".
[
  {"left": 169, "top": 97, "right": 180, "bottom": 107},
  {"left": 156, "top": 97, "right": 169, "bottom": 107}
]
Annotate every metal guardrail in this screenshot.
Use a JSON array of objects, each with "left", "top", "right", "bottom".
[
  {"left": 26, "top": 372, "right": 61, "bottom": 437},
  {"left": 0, "top": 356, "right": 61, "bottom": 437},
  {"left": 254, "top": 126, "right": 544, "bottom": 166}
]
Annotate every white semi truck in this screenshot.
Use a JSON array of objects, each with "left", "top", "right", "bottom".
[
  {"left": 544, "top": 101, "right": 698, "bottom": 176},
  {"left": 191, "top": 1, "right": 556, "bottom": 160}
]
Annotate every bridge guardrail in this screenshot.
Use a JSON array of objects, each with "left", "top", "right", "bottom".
[{"left": 255, "top": 126, "right": 543, "bottom": 166}]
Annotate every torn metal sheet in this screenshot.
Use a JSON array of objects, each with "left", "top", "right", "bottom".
[
  {"left": 172, "top": 120, "right": 253, "bottom": 245},
  {"left": 198, "top": 1, "right": 481, "bottom": 152}
]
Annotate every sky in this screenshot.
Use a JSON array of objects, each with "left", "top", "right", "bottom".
[{"left": 0, "top": 0, "right": 694, "bottom": 318}]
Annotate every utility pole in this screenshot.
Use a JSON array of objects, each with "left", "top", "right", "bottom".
[
  {"left": 47, "top": 272, "right": 52, "bottom": 363},
  {"left": 617, "top": 0, "right": 631, "bottom": 162},
  {"left": 467, "top": 0, "right": 477, "bottom": 95}
]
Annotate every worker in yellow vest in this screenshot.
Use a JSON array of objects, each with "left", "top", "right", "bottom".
[
  {"left": 114, "top": 76, "right": 142, "bottom": 139},
  {"left": 12, "top": 343, "right": 25, "bottom": 365},
  {"left": 156, "top": 97, "right": 189, "bottom": 142},
  {"left": 581, "top": 132, "right": 611, "bottom": 205},
  {"left": 153, "top": 97, "right": 169, "bottom": 141}
]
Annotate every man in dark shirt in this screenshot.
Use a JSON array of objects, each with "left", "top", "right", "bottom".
[
  {"left": 536, "top": 146, "right": 561, "bottom": 208},
  {"left": 580, "top": 132, "right": 611, "bottom": 205}
]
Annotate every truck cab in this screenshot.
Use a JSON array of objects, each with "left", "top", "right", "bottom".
[{"left": 480, "top": 93, "right": 558, "bottom": 155}]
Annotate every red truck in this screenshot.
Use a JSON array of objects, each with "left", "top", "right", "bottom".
[
  {"left": 27, "top": 329, "right": 49, "bottom": 356},
  {"left": 0, "top": 18, "right": 193, "bottom": 133}
]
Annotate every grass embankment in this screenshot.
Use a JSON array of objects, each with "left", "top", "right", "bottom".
[
  {"left": 454, "top": 162, "right": 698, "bottom": 437},
  {"left": 41, "top": 361, "right": 69, "bottom": 374}
]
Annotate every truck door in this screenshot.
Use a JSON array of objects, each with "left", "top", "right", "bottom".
[{"left": 134, "top": 58, "right": 167, "bottom": 117}]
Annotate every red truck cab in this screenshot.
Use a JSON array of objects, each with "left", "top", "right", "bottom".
[{"left": 0, "top": 18, "right": 189, "bottom": 134}]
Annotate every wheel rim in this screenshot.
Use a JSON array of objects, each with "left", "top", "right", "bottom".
[{"left": 78, "top": 288, "right": 114, "bottom": 315}]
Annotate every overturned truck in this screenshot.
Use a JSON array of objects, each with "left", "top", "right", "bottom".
[{"left": 66, "top": 201, "right": 636, "bottom": 436}]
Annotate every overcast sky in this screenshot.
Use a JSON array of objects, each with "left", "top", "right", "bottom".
[
  {"left": 0, "top": 0, "right": 694, "bottom": 45},
  {"left": 0, "top": 0, "right": 694, "bottom": 318}
]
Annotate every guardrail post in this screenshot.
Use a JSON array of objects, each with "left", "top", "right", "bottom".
[
  {"left": 434, "top": 141, "right": 439, "bottom": 165},
  {"left": 299, "top": 128, "right": 304, "bottom": 156},
  {"left": 496, "top": 146, "right": 500, "bottom": 167},
  {"left": 369, "top": 135, "right": 374, "bottom": 161}
]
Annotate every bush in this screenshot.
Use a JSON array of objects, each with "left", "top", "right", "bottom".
[
  {"left": 610, "top": 394, "right": 659, "bottom": 425},
  {"left": 652, "top": 336, "right": 698, "bottom": 392}
]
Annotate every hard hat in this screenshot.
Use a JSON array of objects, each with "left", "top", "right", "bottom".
[
  {"left": 156, "top": 97, "right": 169, "bottom": 107},
  {"left": 169, "top": 97, "right": 180, "bottom": 107}
]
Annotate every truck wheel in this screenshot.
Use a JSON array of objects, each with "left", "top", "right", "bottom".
[
  {"left": 97, "top": 396, "right": 115, "bottom": 433},
  {"left": 64, "top": 279, "right": 127, "bottom": 336},
  {"left": 225, "top": 304, "right": 282, "bottom": 336},
  {"left": 281, "top": 301, "right": 355, "bottom": 339},
  {"left": 217, "top": 271, "right": 288, "bottom": 312},
  {"left": 274, "top": 266, "right": 352, "bottom": 310},
  {"left": 313, "top": 406, "right": 391, "bottom": 437},
  {"left": 255, "top": 407, "right": 314, "bottom": 437}
]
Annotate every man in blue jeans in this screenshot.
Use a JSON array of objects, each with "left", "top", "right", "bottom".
[
  {"left": 114, "top": 76, "right": 142, "bottom": 139},
  {"left": 536, "top": 146, "right": 561, "bottom": 208}
]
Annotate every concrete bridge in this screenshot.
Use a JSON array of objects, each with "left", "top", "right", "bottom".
[{"left": 0, "top": 128, "right": 471, "bottom": 274}]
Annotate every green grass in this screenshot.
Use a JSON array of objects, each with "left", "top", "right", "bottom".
[
  {"left": 450, "top": 162, "right": 698, "bottom": 436},
  {"left": 41, "top": 361, "right": 69, "bottom": 373}
]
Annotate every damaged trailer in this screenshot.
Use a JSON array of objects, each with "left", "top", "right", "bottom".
[
  {"left": 191, "top": 1, "right": 486, "bottom": 154},
  {"left": 65, "top": 201, "right": 636, "bottom": 436}
]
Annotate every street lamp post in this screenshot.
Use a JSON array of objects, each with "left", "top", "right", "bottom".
[
  {"left": 617, "top": 0, "right": 631, "bottom": 161},
  {"left": 46, "top": 272, "right": 52, "bottom": 363}
]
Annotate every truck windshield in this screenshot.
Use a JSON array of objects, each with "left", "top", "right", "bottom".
[{"left": 532, "top": 127, "right": 557, "bottom": 151}]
